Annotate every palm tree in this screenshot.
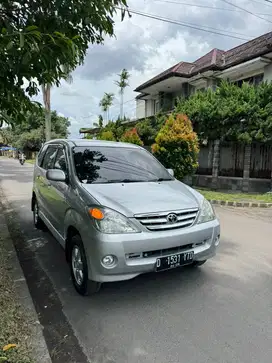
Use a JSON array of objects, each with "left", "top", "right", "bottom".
[
  {"left": 99, "top": 96, "right": 108, "bottom": 121},
  {"left": 93, "top": 115, "right": 103, "bottom": 128},
  {"left": 105, "top": 92, "right": 114, "bottom": 121},
  {"left": 99, "top": 93, "right": 114, "bottom": 124},
  {"left": 42, "top": 69, "right": 72, "bottom": 141},
  {"left": 115, "top": 69, "right": 130, "bottom": 120}
]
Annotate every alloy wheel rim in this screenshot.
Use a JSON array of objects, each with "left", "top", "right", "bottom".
[{"left": 71, "top": 246, "right": 84, "bottom": 286}]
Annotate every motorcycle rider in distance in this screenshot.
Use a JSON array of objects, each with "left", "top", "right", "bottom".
[{"left": 19, "top": 151, "right": 26, "bottom": 165}]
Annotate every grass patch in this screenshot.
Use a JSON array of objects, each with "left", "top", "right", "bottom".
[
  {"left": 197, "top": 189, "right": 272, "bottom": 203},
  {"left": 0, "top": 223, "right": 34, "bottom": 363},
  {"left": 25, "top": 160, "right": 35, "bottom": 164}
]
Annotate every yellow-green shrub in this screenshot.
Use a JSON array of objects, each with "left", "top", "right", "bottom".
[
  {"left": 98, "top": 130, "right": 116, "bottom": 141},
  {"left": 152, "top": 113, "right": 199, "bottom": 180}
]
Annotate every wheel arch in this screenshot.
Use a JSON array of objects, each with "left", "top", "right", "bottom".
[
  {"left": 31, "top": 191, "right": 36, "bottom": 211},
  {"left": 65, "top": 226, "right": 81, "bottom": 262}
]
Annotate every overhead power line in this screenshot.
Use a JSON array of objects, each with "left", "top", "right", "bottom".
[
  {"left": 238, "top": 0, "right": 272, "bottom": 6},
  {"left": 218, "top": 0, "right": 272, "bottom": 23},
  {"left": 150, "top": 0, "right": 272, "bottom": 16},
  {"left": 116, "top": 7, "right": 252, "bottom": 41}
]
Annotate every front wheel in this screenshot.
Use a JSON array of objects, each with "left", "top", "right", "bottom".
[{"left": 69, "top": 235, "right": 101, "bottom": 296}]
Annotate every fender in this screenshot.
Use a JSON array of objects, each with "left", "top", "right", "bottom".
[{"left": 64, "top": 207, "right": 97, "bottom": 275}]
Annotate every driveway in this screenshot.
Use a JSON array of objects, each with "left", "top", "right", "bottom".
[{"left": 0, "top": 157, "right": 271, "bottom": 363}]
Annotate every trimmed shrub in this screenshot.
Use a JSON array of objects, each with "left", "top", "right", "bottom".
[
  {"left": 152, "top": 113, "right": 199, "bottom": 180},
  {"left": 98, "top": 130, "right": 116, "bottom": 141},
  {"left": 120, "top": 127, "right": 143, "bottom": 146}
]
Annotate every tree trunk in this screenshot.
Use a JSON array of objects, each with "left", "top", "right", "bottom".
[
  {"left": 107, "top": 109, "right": 110, "bottom": 124},
  {"left": 120, "top": 90, "right": 124, "bottom": 120},
  {"left": 42, "top": 83, "right": 51, "bottom": 141},
  {"left": 104, "top": 111, "right": 107, "bottom": 124}
]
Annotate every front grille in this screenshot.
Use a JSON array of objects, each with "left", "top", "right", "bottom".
[
  {"left": 126, "top": 243, "right": 193, "bottom": 260},
  {"left": 135, "top": 208, "right": 199, "bottom": 231}
]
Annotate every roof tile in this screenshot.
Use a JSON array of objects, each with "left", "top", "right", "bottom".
[{"left": 135, "top": 31, "right": 272, "bottom": 92}]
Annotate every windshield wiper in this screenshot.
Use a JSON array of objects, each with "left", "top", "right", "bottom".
[
  {"left": 150, "top": 178, "right": 173, "bottom": 182},
  {"left": 102, "top": 179, "right": 147, "bottom": 184}
]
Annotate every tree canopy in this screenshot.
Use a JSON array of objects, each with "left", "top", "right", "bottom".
[
  {"left": 0, "top": 0, "right": 129, "bottom": 126},
  {"left": 176, "top": 81, "right": 272, "bottom": 143},
  {"left": 0, "top": 108, "right": 70, "bottom": 151}
]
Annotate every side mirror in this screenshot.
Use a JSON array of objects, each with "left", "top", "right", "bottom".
[
  {"left": 46, "top": 169, "right": 67, "bottom": 182},
  {"left": 167, "top": 168, "right": 174, "bottom": 177}
]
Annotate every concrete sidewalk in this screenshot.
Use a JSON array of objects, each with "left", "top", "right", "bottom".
[{"left": 0, "top": 191, "right": 52, "bottom": 363}]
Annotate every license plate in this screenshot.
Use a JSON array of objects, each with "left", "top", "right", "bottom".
[{"left": 156, "top": 251, "right": 194, "bottom": 272}]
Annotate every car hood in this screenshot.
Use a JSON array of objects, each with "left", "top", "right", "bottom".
[{"left": 81, "top": 180, "right": 201, "bottom": 217}]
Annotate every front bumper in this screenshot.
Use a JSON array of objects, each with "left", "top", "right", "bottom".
[{"left": 84, "top": 219, "right": 220, "bottom": 282}]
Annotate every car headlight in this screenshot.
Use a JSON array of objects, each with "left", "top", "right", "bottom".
[
  {"left": 197, "top": 199, "right": 215, "bottom": 224},
  {"left": 88, "top": 207, "right": 140, "bottom": 234}
]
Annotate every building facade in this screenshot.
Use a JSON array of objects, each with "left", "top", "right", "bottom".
[{"left": 135, "top": 32, "right": 272, "bottom": 120}]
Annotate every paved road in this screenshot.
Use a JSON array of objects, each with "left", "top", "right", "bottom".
[{"left": 0, "top": 157, "right": 272, "bottom": 363}]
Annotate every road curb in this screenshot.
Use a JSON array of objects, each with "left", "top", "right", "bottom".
[
  {"left": 0, "top": 189, "right": 52, "bottom": 363},
  {"left": 209, "top": 200, "right": 272, "bottom": 208}
]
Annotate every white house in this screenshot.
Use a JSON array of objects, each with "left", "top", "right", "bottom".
[{"left": 134, "top": 31, "right": 272, "bottom": 119}]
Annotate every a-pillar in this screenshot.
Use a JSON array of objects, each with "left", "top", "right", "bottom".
[
  {"left": 242, "top": 144, "right": 251, "bottom": 193},
  {"left": 212, "top": 140, "right": 220, "bottom": 189}
]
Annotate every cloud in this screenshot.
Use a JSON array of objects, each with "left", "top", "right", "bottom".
[
  {"left": 77, "top": 21, "right": 151, "bottom": 81},
  {"left": 31, "top": 0, "right": 272, "bottom": 138}
]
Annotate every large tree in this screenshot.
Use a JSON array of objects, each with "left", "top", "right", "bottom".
[
  {"left": 42, "top": 70, "right": 72, "bottom": 141},
  {"left": 0, "top": 0, "right": 129, "bottom": 133}
]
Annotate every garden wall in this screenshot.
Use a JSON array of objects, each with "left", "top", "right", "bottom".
[{"left": 191, "top": 141, "right": 272, "bottom": 192}]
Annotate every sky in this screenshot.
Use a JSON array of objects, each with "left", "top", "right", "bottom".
[{"left": 33, "top": 0, "right": 272, "bottom": 138}]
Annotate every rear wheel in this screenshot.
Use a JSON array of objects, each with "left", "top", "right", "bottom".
[
  {"left": 69, "top": 234, "right": 101, "bottom": 296},
  {"left": 33, "top": 199, "right": 45, "bottom": 230}
]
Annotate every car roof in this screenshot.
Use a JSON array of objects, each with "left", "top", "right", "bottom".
[{"left": 45, "top": 138, "right": 141, "bottom": 149}]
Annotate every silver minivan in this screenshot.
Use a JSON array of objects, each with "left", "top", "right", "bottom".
[{"left": 32, "top": 139, "right": 220, "bottom": 295}]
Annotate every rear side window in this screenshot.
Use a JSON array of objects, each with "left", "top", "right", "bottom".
[
  {"left": 41, "top": 146, "right": 58, "bottom": 170},
  {"left": 37, "top": 144, "right": 48, "bottom": 167}
]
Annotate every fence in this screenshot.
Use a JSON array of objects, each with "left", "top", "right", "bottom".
[
  {"left": 219, "top": 142, "right": 245, "bottom": 178},
  {"left": 196, "top": 142, "right": 213, "bottom": 175},
  {"left": 250, "top": 143, "right": 272, "bottom": 179},
  {"left": 193, "top": 140, "right": 272, "bottom": 192}
]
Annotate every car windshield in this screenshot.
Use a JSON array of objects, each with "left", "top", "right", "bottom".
[{"left": 72, "top": 146, "right": 174, "bottom": 184}]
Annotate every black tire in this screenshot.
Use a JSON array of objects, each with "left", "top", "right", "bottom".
[
  {"left": 192, "top": 260, "right": 207, "bottom": 267},
  {"left": 33, "top": 198, "right": 45, "bottom": 230},
  {"left": 69, "top": 234, "right": 101, "bottom": 296}
]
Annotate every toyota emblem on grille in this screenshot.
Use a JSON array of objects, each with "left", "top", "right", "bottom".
[{"left": 167, "top": 213, "right": 178, "bottom": 224}]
